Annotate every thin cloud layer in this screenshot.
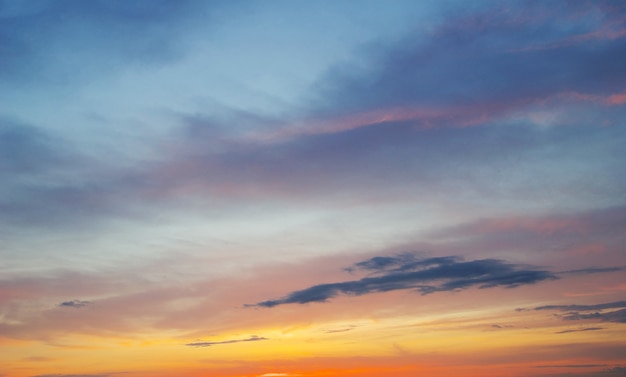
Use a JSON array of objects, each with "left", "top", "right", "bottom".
[
  {"left": 313, "top": 1, "right": 626, "bottom": 123},
  {"left": 253, "top": 254, "right": 558, "bottom": 307},
  {"left": 0, "top": 0, "right": 209, "bottom": 84},
  {"left": 2, "top": 0, "right": 626, "bottom": 232}
]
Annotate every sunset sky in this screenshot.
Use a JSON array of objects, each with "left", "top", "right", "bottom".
[{"left": 1, "top": 1, "right": 626, "bottom": 376}]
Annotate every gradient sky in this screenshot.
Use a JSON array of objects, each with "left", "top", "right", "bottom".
[{"left": 1, "top": 1, "right": 626, "bottom": 376}]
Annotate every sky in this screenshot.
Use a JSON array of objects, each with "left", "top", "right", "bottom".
[{"left": 1, "top": 0, "right": 625, "bottom": 376}]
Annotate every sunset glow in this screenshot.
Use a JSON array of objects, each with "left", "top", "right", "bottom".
[{"left": 1, "top": 1, "right": 625, "bottom": 376}]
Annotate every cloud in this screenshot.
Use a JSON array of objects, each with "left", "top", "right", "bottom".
[
  {"left": 527, "top": 365, "right": 626, "bottom": 377},
  {"left": 0, "top": 118, "right": 132, "bottom": 230},
  {"left": 491, "top": 324, "right": 513, "bottom": 329},
  {"left": 252, "top": 254, "right": 558, "bottom": 307},
  {"left": 428, "top": 205, "right": 626, "bottom": 271},
  {"left": 555, "top": 327, "right": 604, "bottom": 334},
  {"left": 312, "top": 1, "right": 626, "bottom": 127},
  {"left": 324, "top": 328, "right": 354, "bottom": 334},
  {"left": 0, "top": 0, "right": 623, "bottom": 235},
  {"left": 561, "top": 267, "right": 626, "bottom": 275},
  {"left": 535, "top": 301, "right": 626, "bottom": 324},
  {"left": 59, "top": 300, "right": 90, "bottom": 309},
  {"left": 561, "top": 309, "right": 626, "bottom": 323},
  {"left": 0, "top": 0, "right": 211, "bottom": 85},
  {"left": 533, "top": 365, "right": 607, "bottom": 369},
  {"left": 0, "top": 119, "right": 66, "bottom": 176},
  {"left": 535, "top": 301, "right": 626, "bottom": 312},
  {"left": 434, "top": 206, "right": 626, "bottom": 240},
  {"left": 186, "top": 335, "right": 268, "bottom": 347}
]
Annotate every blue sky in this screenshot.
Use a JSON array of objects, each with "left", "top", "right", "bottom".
[{"left": 1, "top": 1, "right": 625, "bottom": 376}]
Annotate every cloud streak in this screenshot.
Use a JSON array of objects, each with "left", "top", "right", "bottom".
[
  {"left": 555, "top": 327, "right": 604, "bottom": 334},
  {"left": 536, "top": 301, "right": 626, "bottom": 312},
  {"left": 186, "top": 335, "right": 268, "bottom": 348},
  {"left": 253, "top": 254, "right": 558, "bottom": 307},
  {"left": 536, "top": 301, "right": 626, "bottom": 324},
  {"left": 59, "top": 300, "right": 91, "bottom": 309}
]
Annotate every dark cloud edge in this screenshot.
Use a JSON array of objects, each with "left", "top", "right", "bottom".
[{"left": 249, "top": 254, "right": 560, "bottom": 308}]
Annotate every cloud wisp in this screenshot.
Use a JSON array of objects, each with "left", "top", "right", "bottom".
[
  {"left": 186, "top": 335, "right": 268, "bottom": 348},
  {"left": 59, "top": 300, "right": 91, "bottom": 309},
  {"left": 536, "top": 301, "right": 626, "bottom": 312},
  {"left": 535, "top": 301, "right": 626, "bottom": 324},
  {"left": 555, "top": 327, "right": 604, "bottom": 334},
  {"left": 252, "top": 254, "right": 558, "bottom": 308},
  {"left": 560, "top": 267, "right": 626, "bottom": 275}
]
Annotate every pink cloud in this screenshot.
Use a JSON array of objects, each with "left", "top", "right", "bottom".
[{"left": 606, "top": 92, "right": 626, "bottom": 106}]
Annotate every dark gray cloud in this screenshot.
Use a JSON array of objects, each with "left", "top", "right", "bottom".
[
  {"left": 535, "top": 301, "right": 626, "bottom": 324},
  {"left": 186, "top": 335, "right": 268, "bottom": 347},
  {"left": 536, "top": 301, "right": 626, "bottom": 312},
  {"left": 561, "top": 267, "right": 626, "bottom": 275},
  {"left": 555, "top": 327, "right": 604, "bottom": 334},
  {"left": 346, "top": 254, "right": 458, "bottom": 274},
  {"left": 59, "top": 300, "right": 90, "bottom": 308},
  {"left": 253, "top": 254, "right": 558, "bottom": 308},
  {"left": 561, "top": 309, "right": 626, "bottom": 323}
]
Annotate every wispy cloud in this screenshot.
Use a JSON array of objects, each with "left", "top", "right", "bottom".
[
  {"left": 533, "top": 365, "right": 607, "bottom": 369},
  {"left": 536, "top": 301, "right": 626, "bottom": 312},
  {"left": 59, "top": 300, "right": 90, "bottom": 309},
  {"left": 491, "top": 324, "right": 514, "bottom": 329},
  {"left": 186, "top": 335, "right": 268, "bottom": 348},
  {"left": 560, "top": 267, "right": 626, "bottom": 275},
  {"left": 555, "top": 327, "right": 604, "bottom": 334},
  {"left": 535, "top": 301, "right": 626, "bottom": 324},
  {"left": 252, "top": 254, "right": 558, "bottom": 307},
  {"left": 312, "top": 1, "right": 626, "bottom": 130},
  {"left": 561, "top": 310, "right": 626, "bottom": 323},
  {"left": 527, "top": 365, "right": 626, "bottom": 377}
]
